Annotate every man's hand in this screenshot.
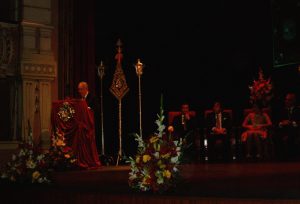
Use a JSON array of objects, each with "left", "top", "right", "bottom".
[
  {"left": 212, "top": 127, "right": 226, "bottom": 135},
  {"left": 249, "top": 126, "right": 260, "bottom": 130},
  {"left": 292, "top": 121, "right": 298, "bottom": 127},
  {"left": 279, "top": 120, "right": 291, "bottom": 127},
  {"left": 184, "top": 113, "right": 190, "bottom": 120}
]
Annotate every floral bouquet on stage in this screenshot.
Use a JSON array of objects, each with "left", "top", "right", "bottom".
[
  {"left": 128, "top": 98, "right": 183, "bottom": 193},
  {"left": 46, "top": 128, "right": 77, "bottom": 171},
  {"left": 249, "top": 68, "right": 273, "bottom": 106},
  {"left": 0, "top": 125, "right": 50, "bottom": 184},
  {"left": 0, "top": 125, "right": 77, "bottom": 184}
]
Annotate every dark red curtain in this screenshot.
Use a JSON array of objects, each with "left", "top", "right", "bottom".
[{"left": 58, "top": 0, "right": 96, "bottom": 99}]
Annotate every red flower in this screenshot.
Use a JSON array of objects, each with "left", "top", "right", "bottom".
[
  {"left": 249, "top": 69, "right": 273, "bottom": 105},
  {"left": 62, "top": 146, "right": 72, "bottom": 153}
]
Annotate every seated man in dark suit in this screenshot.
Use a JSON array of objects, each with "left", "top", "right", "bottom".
[
  {"left": 274, "top": 93, "right": 300, "bottom": 160},
  {"left": 172, "top": 103, "right": 197, "bottom": 139},
  {"left": 171, "top": 102, "right": 197, "bottom": 162},
  {"left": 205, "top": 102, "right": 232, "bottom": 162},
  {"left": 78, "top": 81, "right": 101, "bottom": 153}
]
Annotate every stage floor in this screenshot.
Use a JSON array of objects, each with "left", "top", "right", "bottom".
[
  {"left": 51, "top": 162, "right": 300, "bottom": 199},
  {"left": 2, "top": 162, "right": 300, "bottom": 203}
]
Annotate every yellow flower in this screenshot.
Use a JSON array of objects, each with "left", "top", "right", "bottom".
[
  {"left": 163, "top": 170, "right": 171, "bottom": 179},
  {"left": 32, "top": 171, "right": 41, "bottom": 180},
  {"left": 157, "top": 160, "right": 162, "bottom": 165},
  {"left": 157, "top": 160, "right": 166, "bottom": 169},
  {"left": 136, "top": 156, "right": 140, "bottom": 163},
  {"left": 142, "top": 175, "right": 151, "bottom": 185},
  {"left": 149, "top": 136, "right": 159, "bottom": 143},
  {"left": 161, "top": 153, "right": 171, "bottom": 159},
  {"left": 26, "top": 159, "right": 36, "bottom": 169},
  {"left": 159, "top": 164, "right": 166, "bottom": 169},
  {"left": 64, "top": 154, "right": 71, "bottom": 159},
  {"left": 56, "top": 139, "right": 65, "bottom": 147},
  {"left": 143, "top": 155, "right": 151, "bottom": 163}
]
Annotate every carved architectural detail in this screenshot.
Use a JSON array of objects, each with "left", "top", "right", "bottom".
[
  {"left": 0, "top": 0, "right": 58, "bottom": 152},
  {"left": 22, "top": 63, "right": 55, "bottom": 76},
  {"left": 19, "top": 0, "right": 57, "bottom": 149},
  {"left": 0, "top": 23, "right": 19, "bottom": 78}
]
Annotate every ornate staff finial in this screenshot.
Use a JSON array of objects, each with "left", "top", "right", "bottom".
[
  {"left": 134, "top": 58, "right": 145, "bottom": 138},
  {"left": 110, "top": 39, "right": 129, "bottom": 101},
  {"left": 97, "top": 60, "right": 105, "bottom": 79},
  {"left": 110, "top": 39, "right": 129, "bottom": 165},
  {"left": 135, "top": 58, "right": 144, "bottom": 76},
  {"left": 97, "top": 60, "right": 106, "bottom": 156},
  {"left": 115, "top": 39, "right": 123, "bottom": 64}
]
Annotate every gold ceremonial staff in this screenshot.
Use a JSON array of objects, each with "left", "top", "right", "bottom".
[
  {"left": 134, "top": 59, "right": 144, "bottom": 138},
  {"left": 109, "top": 39, "right": 129, "bottom": 166},
  {"left": 97, "top": 61, "right": 105, "bottom": 155}
]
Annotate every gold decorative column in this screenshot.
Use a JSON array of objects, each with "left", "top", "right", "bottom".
[{"left": 20, "top": 0, "right": 57, "bottom": 149}]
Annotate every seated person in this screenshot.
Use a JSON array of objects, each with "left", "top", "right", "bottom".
[
  {"left": 172, "top": 103, "right": 197, "bottom": 140},
  {"left": 171, "top": 102, "right": 197, "bottom": 162},
  {"left": 206, "top": 102, "right": 232, "bottom": 162},
  {"left": 274, "top": 93, "right": 300, "bottom": 160},
  {"left": 242, "top": 102, "right": 272, "bottom": 160}
]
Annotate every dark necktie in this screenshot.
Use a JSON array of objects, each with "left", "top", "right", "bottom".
[
  {"left": 216, "top": 113, "right": 222, "bottom": 129},
  {"left": 288, "top": 108, "right": 292, "bottom": 120}
]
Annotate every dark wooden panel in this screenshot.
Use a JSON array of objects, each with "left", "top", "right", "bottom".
[{"left": 0, "top": 79, "right": 10, "bottom": 140}]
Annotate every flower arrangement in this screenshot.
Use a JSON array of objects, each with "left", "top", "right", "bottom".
[
  {"left": 0, "top": 124, "right": 77, "bottom": 184},
  {"left": 128, "top": 97, "right": 183, "bottom": 193},
  {"left": 57, "top": 101, "right": 75, "bottom": 122},
  {"left": 0, "top": 126, "right": 50, "bottom": 184},
  {"left": 46, "top": 128, "right": 77, "bottom": 171},
  {"left": 249, "top": 68, "right": 273, "bottom": 106}
]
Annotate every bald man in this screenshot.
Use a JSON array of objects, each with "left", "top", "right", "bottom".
[
  {"left": 78, "top": 81, "right": 101, "bottom": 152},
  {"left": 78, "top": 82, "right": 98, "bottom": 111}
]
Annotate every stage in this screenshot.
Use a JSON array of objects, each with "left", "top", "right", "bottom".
[{"left": 2, "top": 162, "right": 300, "bottom": 203}]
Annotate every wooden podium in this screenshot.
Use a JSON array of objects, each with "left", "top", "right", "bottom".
[{"left": 51, "top": 99, "right": 101, "bottom": 169}]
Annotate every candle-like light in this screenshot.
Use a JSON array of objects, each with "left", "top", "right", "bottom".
[{"left": 135, "top": 58, "right": 144, "bottom": 76}]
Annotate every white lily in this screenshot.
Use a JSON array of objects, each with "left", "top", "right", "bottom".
[
  {"left": 36, "top": 154, "right": 45, "bottom": 162},
  {"left": 156, "top": 176, "right": 164, "bottom": 184},
  {"left": 153, "top": 152, "right": 160, "bottom": 159},
  {"left": 171, "top": 156, "right": 178, "bottom": 164}
]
